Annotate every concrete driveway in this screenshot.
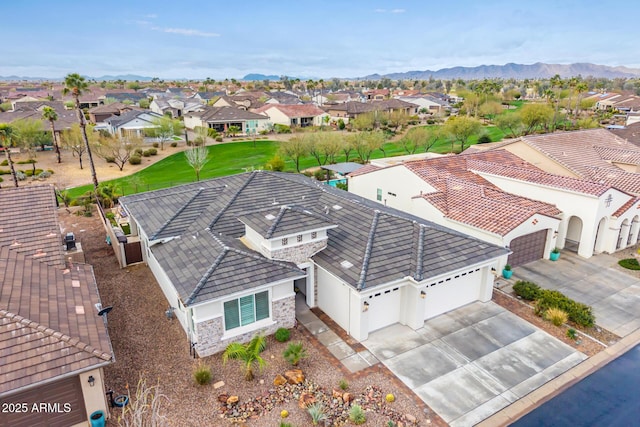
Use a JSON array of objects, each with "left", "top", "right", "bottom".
[
  {"left": 364, "top": 302, "right": 586, "bottom": 427},
  {"left": 514, "top": 251, "right": 640, "bottom": 337}
]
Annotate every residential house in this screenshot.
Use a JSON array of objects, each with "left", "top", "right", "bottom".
[
  {"left": 609, "top": 122, "right": 640, "bottom": 147},
  {"left": 364, "top": 89, "right": 390, "bottom": 100},
  {"left": 322, "top": 99, "right": 418, "bottom": 123},
  {"left": 349, "top": 151, "right": 564, "bottom": 267},
  {"left": 590, "top": 92, "right": 623, "bottom": 111},
  {"left": 0, "top": 185, "right": 114, "bottom": 427},
  {"left": 118, "top": 171, "right": 508, "bottom": 356},
  {"left": 102, "top": 92, "right": 149, "bottom": 106},
  {"left": 212, "top": 93, "right": 265, "bottom": 111},
  {"left": 104, "top": 110, "right": 164, "bottom": 137},
  {"left": 88, "top": 102, "right": 137, "bottom": 124},
  {"left": 183, "top": 106, "right": 270, "bottom": 135},
  {"left": 150, "top": 98, "right": 204, "bottom": 118},
  {"left": 192, "top": 91, "right": 225, "bottom": 104},
  {"left": 396, "top": 95, "right": 450, "bottom": 115},
  {"left": 253, "top": 104, "right": 328, "bottom": 127},
  {"left": 264, "top": 91, "right": 301, "bottom": 105},
  {"left": 462, "top": 129, "right": 640, "bottom": 257},
  {"left": 0, "top": 101, "right": 79, "bottom": 138}
]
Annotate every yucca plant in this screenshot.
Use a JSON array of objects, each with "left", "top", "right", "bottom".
[
  {"left": 307, "top": 402, "right": 328, "bottom": 425},
  {"left": 545, "top": 307, "right": 568, "bottom": 326}
]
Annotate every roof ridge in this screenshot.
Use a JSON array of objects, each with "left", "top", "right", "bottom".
[
  {"left": 0, "top": 309, "right": 112, "bottom": 362},
  {"left": 185, "top": 249, "right": 227, "bottom": 305},
  {"left": 150, "top": 187, "right": 205, "bottom": 239},
  {"left": 265, "top": 205, "right": 289, "bottom": 239},
  {"left": 414, "top": 223, "right": 426, "bottom": 281},
  {"left": 208, "top": 172, "right": 257, "bottom": 230},
  {"left": 357, "top": 210, "right": 380, "bottom": 290}
]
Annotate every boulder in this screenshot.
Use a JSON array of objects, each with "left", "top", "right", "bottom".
[
  {"left": 285, "top": 369, "right": 304, "bottom": 385},
  {"left": 217, "top": 393, "right": 229, "bottom": 404},
  {"left": 298, "top": 392, "right": 315, "bottom": 409},
  {"left": 226, "top": 395, "right": 239, "bottom": 405},
  {"left": 343, "top": 392, "right": 353, "bottom": 403},
  {"left": 274, "top": 374, "right": 287, "bottom": 386},
  {"left": 332, "top": 389, "right": 343, "bottom": 399}
]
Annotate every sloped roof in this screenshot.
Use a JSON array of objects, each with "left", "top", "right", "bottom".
[
  {"left": 253, "top": 104, "right": 326, "bottom": 118},
  {"left": 238, "top": 205, "right": 336, "bottom": 239},
  {"left": 0, "top": 186, "right": 113, "bottom": 395},
  {"left": 120, "top": 172, "right": 508, "bottom": 295},
  {"left": 191, "top": 106, "right": 267, "bottom": 122},
  {"left": 105, "top": 109, "right": 162, "bottom": 127}
]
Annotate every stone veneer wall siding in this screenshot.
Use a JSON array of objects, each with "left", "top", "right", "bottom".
[
  {"left": 269, "top": 240, "right": 327, "bottom": 264},
  {"left": 194, "top": 295, "right": 296, "bottom": 357}
]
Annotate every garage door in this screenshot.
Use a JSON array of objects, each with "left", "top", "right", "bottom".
[
  {"left": 367, "top": 286, "right": 402, "bottom": 332},
  {"left": 424, "top": 268, "right": 482, "bottom": 320},
  {"left": 508, "top": 229, "right": 547, "bottom": 267},
  {"left": 0, "top": 376, "right": 87, "bottom": 427}
]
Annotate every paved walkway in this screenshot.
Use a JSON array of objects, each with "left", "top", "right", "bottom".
[{"left": 295, "top": 293, "right": 380, "bottom": 373}]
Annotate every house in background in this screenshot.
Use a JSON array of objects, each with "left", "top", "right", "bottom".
[
  {"left": 118, "top": 171, "right": 508, "bottom": 357},
  {"left": 253, "top": 104, "right": 328, "bottom": 127},
  {"left": 104, "top": 109, "right": 164, "bottom": 137},
  {"left": 88, "top": 102, "right": 137, "bottom": 124},
  {"left": 102, "top": 92, "right": 149, "bottom": 106},
  {"left": 0, "top": 185, "right": 114, "bottom": 427},
  {"left": 183, "top": 106, "right": 270, "bottom": 135},
  {"left": 150, "top": 98, "right": 204, "bottom": 118},
  {"left": 396, "top": 95, "right": 451, "bottom": 115},
  {"left": 0, "top": 101, "right": 79, "bottom": 138}
]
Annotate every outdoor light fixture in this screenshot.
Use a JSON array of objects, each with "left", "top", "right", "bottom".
[
  {"left": 88, "top": 375, "right": 95, "bottom": 387},
  {"left": 420, "top": 290, "right": 426, "bottom": 299},
  {"left": 363, "top": 301, "right": 369, "bottom": 312}
]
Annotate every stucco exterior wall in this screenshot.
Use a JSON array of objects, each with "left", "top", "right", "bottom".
[{"left": 502, "top": 141, "right": 581, "bottom": 178}]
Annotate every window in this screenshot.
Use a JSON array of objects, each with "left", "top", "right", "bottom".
[
  {"left": 282, "top": 237, "right": 288, "bottom": 246},
  {"left": 297, "top": 234, "right": 303, "bottom": 243},
  {"left": 311, "top": 231, "right": 317, "bottom": 239},
  {"left": 376, "top": 188, "right": 382, "bottom": 201},
  {"left": 223, "top": 291, "right": 269, "bottom": 331}
]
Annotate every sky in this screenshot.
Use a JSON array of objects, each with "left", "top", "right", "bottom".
[{"left": 3, "top": 0, "right": 640, "bottom": 80}]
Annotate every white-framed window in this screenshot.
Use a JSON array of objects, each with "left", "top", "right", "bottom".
[
  {"left": 223, "top": 291, "right": 270, "bottom": 331},
  {"left": 376, "top": 188, "right": 382, "bottom": 201},
  {"left": 282, "top": 237, "right": 288, "bottom": 246},
  {"left": 297, "top": 234, "right": 303, "bottom": 243}
]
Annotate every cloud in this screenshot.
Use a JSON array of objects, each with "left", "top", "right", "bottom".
[
  {"left": 150, "top": 26, "right": 220, "bottom": 37},
  {"left": 144, "top": 14, "right": 158, "bottom": 19},
  {"left": 374, "top": 8, "right": 406, "bottom": 14}
]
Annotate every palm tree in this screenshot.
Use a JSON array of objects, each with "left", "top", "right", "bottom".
[
  {"left": 222, "top": 334, "right": 267, "bottom": 381},
  {"left": 63, "top": 73, "right": 99, "bottom": 190},
  {"left": 0, "top": 124, "right": 18, "bottom": 187},
  {"left": 42, "top": 106, "right": 61, "bottom": 163}
]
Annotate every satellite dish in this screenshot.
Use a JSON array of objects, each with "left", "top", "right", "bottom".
[{"left": 97, "top": 306, "right": 113, "bottom": 316}]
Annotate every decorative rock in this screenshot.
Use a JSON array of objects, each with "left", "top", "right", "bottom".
[
  {"left": 213, "top": 381, "right": 225, "bottom": 389},
  {"left": 227, "top": 396, "right": 239, "bottom": 405},
  {"left": 343, "top": 392, "right": 352, "bottom": 403},
  {"left": 217, "top": 393, "right": 229, "bottom": 404},
  {"left": 259, "top": 379, "right": 264, "bottom": 385},
  {"left": 285, "top": 369, "right": 305, "bottom": 384},
  {"left": 298, "top": 391, "right": 316, "bottom": 409},
  {"left": 274, "top": 374, "right": 287, "bottom": 386},
  {"left": 405, "top": 414, "right": 416, "bottom": 423},
  {"left": 332, "top": 389, "right": 343, "bottom": 399}
]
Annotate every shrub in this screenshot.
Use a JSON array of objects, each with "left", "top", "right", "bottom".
[
  {"left": 302, "top": 171, "right": 313, "bottom": 178},
  {"left": 16, "top": 171, "right": 26, "bottom": 181},
  {"left": 266, "top": 155, "right": 285, "bottom": 172},
  {"left": 314, "top": 169, "right": 331, "bottom": 181},
  {"left": 279, "top": 424, "right": 293, "bottom": 427},
  {"left": 551, "top": 247, "right": 560, "bottom": 254},
  {"left": 618, "top": 258, "right": 640, "bottom": 270},
  {"left": 478, "top": 134, "right": 492, "bottom": 144},
  {"left": 385, "top": 393, "right": 395, "bottom": 403},
  {"left": 170, "top": 142, "right": 178, "bottom": 147},
  {"left": 274, "top": 124, "right": 291, "bottom": 134},
  {"left": 0, "top": 159, "right": 7, "bottom": 166},
  {"left": 274, "top": 328, "right": 290, "bottom": 342},
  {"left": 349, "top": 404, "right": 366, "bottom": 425},
  {"left": 148, "top": 148, "right": 158, "bottom": 155},
  {"left": 142, "top": 150, "right": 152, "bottom": 157},
  {"left": 307, "top": 403, "right": 327, "bottom": 425},
  {"left": 0, "top": 169, "right": 10, "bottom": 175},
  {"left": 152, "top": 142, "right": 159, "bottom": 148},
  {"left": 567, "top": 328, "right": 578, "bottom": 340},
  {"left": 503, "top": 264, "right": 512, "bottom": 271},
  {"left": 336, "top": 182, "right": 348, "bottom": 191},
  {"left": 512, "top": 281, "right": 541, "bottom": 301},
  {"left": 215, "top": 136, "right": 223, "bottom": 142},
  {"left": 339, "top": 379, "right": 349, "bottom": 391},
  {"left": 193, "top": 363, "right": 212, "bottom": 385},
  {"left": 105, "top": 156, "right": 116, "bottom": 163},
  {"left": 283, "top": 342, "right": 308, "bottom": 366},
  {"left": 536, "top": 289, "right": 595, "bottom": 328},
  {"left": 338, "top": 118, "right": 346, "bottom": 130},
  {"left": 134, "top": 148, "right": 143, "bottom": 155},
  {"left": 38, "top": 170, "right": 52, "bottom": 179},
  {"left": 544, "top": 307, "right": 568, "bottom": 326},
  {"left": 129, "top": 156, "right": 142, "bottom": 165},
  {"left": 16, "top": 159, "right": 36, "bottom": 164}
]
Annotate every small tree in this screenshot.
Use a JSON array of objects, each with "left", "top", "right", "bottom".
[
  {"left": 94, "top": 134, "right": 143, "bottom": 171},
  {"left": 61, "top": 123, "right": 96, "bottom": 169},
  {"left": 42, "top": 106, "right": 62, "bottom": 163},
  {"left": 278, "top": 136, "right": 308, "bottom": 173},
  {"left": 147, "top": 116, "right": 184, "bottom": 150},
  {"left": 222, "top": 334, "right": 267, "bottom": 381},
  {"left": 184, "top": 144, "right": 209, "bottom": 181},
  {"left": 443, "top": 116, "right": 482, "bottom": 152},
  {"left": 227, "top": 125, "right": 241, "bottom": 137},
  {"left": 0, "top": 124, "right": 18, "bottom": 187}
]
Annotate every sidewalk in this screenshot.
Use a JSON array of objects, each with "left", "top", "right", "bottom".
[{"left": 295, "top": 293, "right": 379, "bottom": 373}]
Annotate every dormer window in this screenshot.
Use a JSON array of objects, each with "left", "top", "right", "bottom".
[{"left": 282, "top": 237, "right": 288, "bottom": 246}]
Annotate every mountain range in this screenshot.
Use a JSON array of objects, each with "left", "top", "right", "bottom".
[{"left": 362, "top": 63, "right": 640, "bottom": 80}]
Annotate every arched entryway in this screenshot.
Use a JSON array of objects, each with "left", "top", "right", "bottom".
[
  {"left": 565, "top": 216, "right": 583, "bottom": 253},
  {"left": 617, "top": 219, "right": 630, "bottom": 249},
  {"left": 594, "top": 217, "right": 608, "bottom": 254},
  {"left": 630, "top": 215, "right": 640, "bottom": 246}
]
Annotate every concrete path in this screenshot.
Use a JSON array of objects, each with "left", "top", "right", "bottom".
[
  {"left": 363, "top": 302, "right": 586, "bottom": 427},
  {"left": 512, "top": 251, "right": 640, "bottom": 337},
  {"left": 295, "top": 293, "right": 379, "bottom": 373}
]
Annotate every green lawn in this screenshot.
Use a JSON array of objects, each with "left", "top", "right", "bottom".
[{"left": 67, "top": 126, "right": 508, "bottom": 200}]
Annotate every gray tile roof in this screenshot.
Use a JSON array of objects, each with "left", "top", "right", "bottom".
[
  {"left": 238, "top": 205, "right": 336, "bottom": 239},
  {"left": 120, "top": 172, "right": 507, "bottom": 299}
]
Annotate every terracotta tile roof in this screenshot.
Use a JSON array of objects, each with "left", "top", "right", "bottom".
[
  {"left": 0, "top": 186, "right": 113, "bottom": 395},
  {"left": 613, "top": 196, "right": 640, "bottom": 217},
  {"left": 253, "top": 104, "right": 325, "bottom": 118},
  {"left": 593, "top": 146, "right": 640, "bottom": 165},
  {"left": 582, "top": 166, "right": 640, "bottom": 195},
  {"left": 347, "top": 163, "right": 381, "bottom": 177}
]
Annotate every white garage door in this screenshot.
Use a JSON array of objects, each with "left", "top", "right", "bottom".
[
  {"left": 367, "top": 286, "right": 402, "bottom": 332},
  {"left": 424, "top": 268, "right": 482, "bottom": 320}
]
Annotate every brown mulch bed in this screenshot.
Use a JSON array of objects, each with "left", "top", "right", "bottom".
[
  {"left": 492, "top": 290, "right": 620, "bottom": 357},
  {"left": 60, "top": 208, "right": 444, "bottom": 427}
]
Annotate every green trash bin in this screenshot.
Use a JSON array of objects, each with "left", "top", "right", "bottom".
[{"left": 90, "top": 410, "right": 105, "bottom": 427}]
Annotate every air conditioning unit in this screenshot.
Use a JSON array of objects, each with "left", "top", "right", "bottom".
[{"left": 64, "top": 232, "right": 76, "bottom": 250}]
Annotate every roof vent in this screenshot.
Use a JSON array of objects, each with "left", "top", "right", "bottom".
[
  {"left": 340, "top": 260, "right": 354, "bottom": 269},
  {"left": 75, "top": 306, "right": 85, "bottom": 315},
  {"left": 265, "top": 213, "right": 276, "bottom": 220},
  {"left": 332, "top": 205, "right": 343, "bottom": 210}
]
